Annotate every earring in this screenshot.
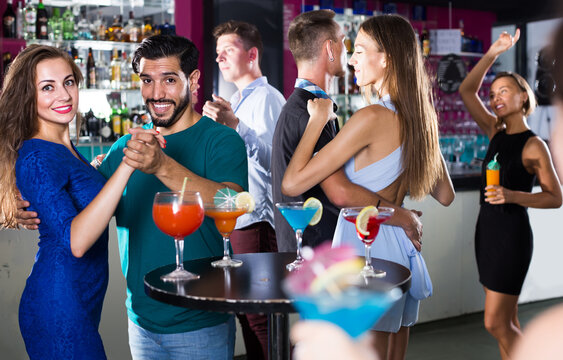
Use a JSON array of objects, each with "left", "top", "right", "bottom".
[
  {"left": 329, "top": 57, "right": 334, "bottom": 62},
  {"left": 250, "top": 61, "right": 253, "bottom": 66}
]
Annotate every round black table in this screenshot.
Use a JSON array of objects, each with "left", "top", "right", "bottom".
[{"left": 144, "top": 252, "right": 411, "bottom": 360}]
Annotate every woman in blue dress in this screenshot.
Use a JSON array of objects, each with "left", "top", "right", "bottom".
[
  {"left": 282, "top": 15, "right": 455, "bottom": 359},
  {"left": 0, "top": 45, "right": 159, "bottom": 359}
]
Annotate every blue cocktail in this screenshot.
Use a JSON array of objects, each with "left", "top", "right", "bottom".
[
  {"left": 276, "top": 201, "right": 320, "bottom": 271},
  {"left": 289, "top": 286, "right": 401, "bottom": 338}
]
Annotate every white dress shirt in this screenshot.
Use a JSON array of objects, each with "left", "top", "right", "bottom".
[{"left": 231, "top": 76, "right": 286, "bottom": 229}]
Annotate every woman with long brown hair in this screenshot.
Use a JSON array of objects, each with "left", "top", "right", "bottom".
[
  {"left": 0, "top": 45, "right": 159, "bottom": 359},
  {"left": 459, "top": 30, "right": 561, "bottom": 359},
  {"left": 282, "top": 14, "right": 454, "bottom": 359}
]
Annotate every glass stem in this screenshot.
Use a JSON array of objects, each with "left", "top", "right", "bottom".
[
  {"left": 295, "top": 229, "right": 303, "bottom": 262},
  {"left": 364, "top": 243, "right": 372, "bottom": 268},
  {"left": 223, "top": 236, "right": 230, "bottom": 259},
  {"left": 175, "top": 238, "right": 185, "bottom": 271}
]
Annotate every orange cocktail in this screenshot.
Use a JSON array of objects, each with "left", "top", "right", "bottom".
[
  {"left": 205, "top": 205, "right": 247, "bottom": 268},
  {"left": 205, "top": 208, "right": 246, "bottom": 237},
  {"left": 153, "top": 203, "right": 205, "bottom": 238}
]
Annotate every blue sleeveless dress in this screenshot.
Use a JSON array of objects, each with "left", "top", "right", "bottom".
[
  {"left": 15, "top": 139, "right": 108, "bottom": 359},
  {"left": 332, "top": 95, "right": 429, "bottom": 333}
]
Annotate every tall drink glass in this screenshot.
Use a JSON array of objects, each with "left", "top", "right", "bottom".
[{"left": 153, "top": 191, "right": 204, "bottom": 281}]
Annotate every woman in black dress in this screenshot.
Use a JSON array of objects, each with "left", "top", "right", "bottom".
[{"left": 459, "top": 29, "right": 562, "bottom": 359}]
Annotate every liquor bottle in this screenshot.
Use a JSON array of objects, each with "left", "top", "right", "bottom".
[
  {"left": 3, "top": 3, "right": 17, "bottom": 38},
  {"left": 35, "top": 0, "right": 48, "bottom": 40},
  {"left": 23, "top": 1, "right": 36, "bottom": 41},
  {"left": 142, "top": 16, "right": 154, "bottom": 40},
  {"left": 62, "top": 6, "right": 74, "bottom": 40},
  {"left": 94, "top": 11, "right": 106, "bottom": 41},
  {"left": 86, "top": 48, "right": 96, "bottom": 89},
  {"left": 84, "top": 109, "right": 100, "bottom": 137},
  {"left": 120, "top": 51, "right": 131, "bottom": 89},
  {"left": 100, "top": 116, "right": 113, "bottom": 142},
  {"left": 121, "top": 103, "right": 132, "bottom": 135},
  {"left": 108, "top": 15, "right": 123, "bottom": 42},
  {"left": 15, "top": 0, "right": 24, "bottom": 39},
  {"left": 76, "top": 10, "right": 91, "bottom": 40},
  {"left": 48, "top": 8, "right": 62, "bottom": 41},
  {"left": 71, "top": 47, "right": 85, "bottom": 79},
  {"left": 420, "top": 28, "right": 430, "bottom": 57},
  {"left": 95, "top": 51, "right": 109, "bottom": 89},
  {"left": 110, "top": 49, "right": 122, "bottom": 90},
  {"left": 123, "top": 11, "right": 135, "bottom": 42},
  {"left": 111, "top": 101, "right": 122, "bottom": 139}
]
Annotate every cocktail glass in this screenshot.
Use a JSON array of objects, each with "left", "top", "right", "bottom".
[
  {"left": 275, "top": 202, "right": 320, "bottom": 271},
  {"left": 284, "top": 276, "right": 402, "bottom": 338},
  {"left": 342, "top": 206, "right": 394, "bottom": 278},
  {"left": 205, "top": 205, "right": 247, "bottom": 268},
  {"left": 153, "top": 191, "right": 204, "bottom": 281}
]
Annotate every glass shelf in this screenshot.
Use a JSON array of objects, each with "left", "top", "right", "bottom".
[{"left": 27, "top": 39, "right": 140, "bottom": 52}]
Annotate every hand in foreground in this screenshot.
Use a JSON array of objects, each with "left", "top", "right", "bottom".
[
  {"left": 202, "top": 94, "right": 239, "bottom": 129},
  {"left": 307, "top": 98, "right": 336, "bottom": 125},
  {"left": 16, "top": 196, "right": 40, "bottom": 230},
  {"left": 488, "top": 28, "right": 520, "bottom": 57},
  {"left": 122, "top": 128, "right": 167, "bottom": 174},
  {"left": 394, "top": 207, "right": 423, "bottom": 251},
  {"left": 290, "top": 321, "right": 378, "bottom": 360},
  {"left": 484, "top": 185, "right": 513, "bottom": 205}
]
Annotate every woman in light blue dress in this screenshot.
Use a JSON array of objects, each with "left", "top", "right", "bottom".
[{"left": 282, "top": 15, "right": 454, "bottom": 359}]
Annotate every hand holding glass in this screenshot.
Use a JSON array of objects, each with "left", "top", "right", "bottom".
[{"left": 153, "top": 191, "right": 204, "bottom": 281}]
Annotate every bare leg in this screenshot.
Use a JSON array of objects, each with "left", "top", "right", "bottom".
[
  {"left": 371, "top": 330, "right": 390, "bottom": 360},
  {"left": 483, "top": 287, "right": 522, "bottom": 360},
  {"left": 387, "top": 326, "right": 410, "bottom": 360}
]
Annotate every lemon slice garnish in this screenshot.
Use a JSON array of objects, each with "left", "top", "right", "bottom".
[
  {"left": 355, "top": 206, "right": 379, "bottom": 237},
  {"left": 235, "top": 191, "right": 255, "bottom": 213},
  {"left": 303, "top": 197, "right": 323, "bottom": 226}
]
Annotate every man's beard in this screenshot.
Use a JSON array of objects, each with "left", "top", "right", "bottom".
[{"left": 146, "top": 91, "right": 191, "bottom": 128}]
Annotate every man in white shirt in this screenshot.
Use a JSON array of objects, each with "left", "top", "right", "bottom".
[{"left": 202, "top": 20, "right": 285, "bottom": 360}]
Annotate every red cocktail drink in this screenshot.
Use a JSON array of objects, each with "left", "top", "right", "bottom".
[{"left": 153, "top": 203, "right": 204, "bottom": 238}]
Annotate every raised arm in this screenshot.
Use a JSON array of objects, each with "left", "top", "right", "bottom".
[{"left": 459, "top": 29, "right": 520, "bottom": 138}]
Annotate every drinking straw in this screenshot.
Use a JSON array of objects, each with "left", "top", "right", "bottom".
[
  {"left": 180, "top": 177, "right": 188, "bottom": 201},
  {"left": 376, "top": 200, "right": 381, "bottom": 208}
]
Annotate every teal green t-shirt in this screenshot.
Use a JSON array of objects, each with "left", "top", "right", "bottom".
[{"left": 99, "top": 116, "right": 248, "bottom": 334}]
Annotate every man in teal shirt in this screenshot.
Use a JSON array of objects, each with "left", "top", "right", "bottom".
[{"left": 99, "top": 35, "right": 247, "bottom": 359}]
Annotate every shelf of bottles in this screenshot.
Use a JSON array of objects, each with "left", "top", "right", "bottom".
[{"left": 2, "top": 0, "right": 174, "bottom": 161}]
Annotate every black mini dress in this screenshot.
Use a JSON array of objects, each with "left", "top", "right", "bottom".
[{"left": 475, "top": 129, "right": 536, "bottom": 295}]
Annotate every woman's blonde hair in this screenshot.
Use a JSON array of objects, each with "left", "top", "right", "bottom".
[
  {"left": 0, "top": 45, "right": 82, "bottom": 228},
  {"left": 359, "top": 15, "right": 441, "bottom": 200}
]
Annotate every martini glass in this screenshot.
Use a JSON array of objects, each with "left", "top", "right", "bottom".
[
  {"left": 205, "top": 205, "right": 247, "bottom": 268},
  {"left": 275, "top": 201, "right": 320, "bottom": 271},
  {"left": 342, "top": 206, "right": 394, "bottom": 278},
  {"left": 284, "top": 276, "right": 402, "bottom": 338},
  {"left": 153, "top": 191, "right": 204, "bottom": 281}
]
